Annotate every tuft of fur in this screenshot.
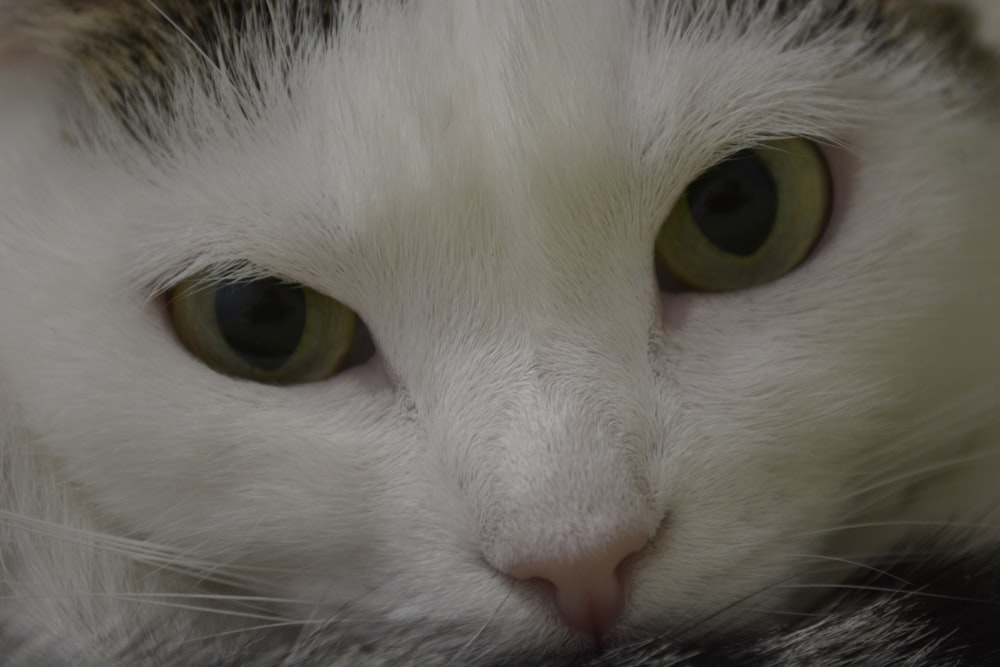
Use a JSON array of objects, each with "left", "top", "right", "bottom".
[{"left": 1, "top": 0, "right": 999, "bottom": 664}]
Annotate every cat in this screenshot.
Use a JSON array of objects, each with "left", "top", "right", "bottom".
[{"left": 1, "top": 0, "right": 999, "bottom": 665}]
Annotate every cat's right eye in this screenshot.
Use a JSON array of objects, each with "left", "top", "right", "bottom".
[
  {"left": 655, "top": 138, "right": 832, "bottom": 292},
  {"left": 167, "top": 275, "right": 374, "bottom": 385}
]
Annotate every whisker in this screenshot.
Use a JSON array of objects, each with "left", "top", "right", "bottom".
[
  {"left": 776, "top": 582, "right": 1000, "bottom": 606},
  {"left": 174, "top": 620, "right": 313, "bottom": 648},
  {"left": 779, "top": 553, "right": 912, "bottom": 585},
  {"left": 0, "top": 591, "right": 309, "bottom": 606},
  {"left": 741, "top": 607, "right": 828, "bottom": 619},
  {"left": 0, "top": 508, "right": 294, "bottom": 593},
  {"left": 144, "top": 0, "right": 225, "bottom": 75},
  {"left": 0, "top": 592, "right": 303, "bottom": 623},
  {"left": 450, "top": 591, "right": 513, "bottom": 665},
  {"left": 843, "top": 449, "right": 1000, "bottom": 503},
  {"left": 3, "top": 510, "right": 165, "bottom": 556},
  {"left": 791, "top": 520, "right": 997, "bottom": 540},
  {"left": 669, "top": 573, "right": 792, "bottom": 642},
  {"left": 283, "top": 580, "right": 382, "bottom": 659}
]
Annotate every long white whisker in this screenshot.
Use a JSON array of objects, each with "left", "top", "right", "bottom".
[
  {"left": 780, "top": 553, "right": 912, "bottom": 585},
  {"left": 450, "top": 591, "right": 513, "bottom": 666},
  {"left": 144, "top": 0, "right": 224, "bottom": 75},
  {"left": 176, "top": 620, "right": 319, "bottom": 648},
  {"left": 791, "top": 520, "right": 997, "bottom": 540},
  {"left": 844, "top": 449, "right": 1000, "bottom": 503}
]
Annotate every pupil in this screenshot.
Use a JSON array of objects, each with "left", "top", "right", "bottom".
[
  {"left": 686, "top": 149, "right": 778, "bottom": 257},
  {"left": 215, "top": 278, "right": 307, "bottom": 371}
]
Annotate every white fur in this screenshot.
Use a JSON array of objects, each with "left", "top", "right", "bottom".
[{"left": 0, "top": 0, "right": 998, "bottom": 659}]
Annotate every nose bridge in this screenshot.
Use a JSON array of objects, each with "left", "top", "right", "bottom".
[{"left": 474, "top": 354, "right": 656, "bottom": 553}]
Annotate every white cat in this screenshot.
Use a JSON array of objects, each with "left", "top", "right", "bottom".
[{"left": 1, "top": 1, "right": 998, "bottom": 665}]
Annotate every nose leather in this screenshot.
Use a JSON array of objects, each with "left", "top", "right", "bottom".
[{"left": 505, "top": 529, "right": 649, "bottom": 639}]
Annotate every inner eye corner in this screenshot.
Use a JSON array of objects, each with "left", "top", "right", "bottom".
[{"left": 653, "top": 253, "right": 688, "bottom": 294}]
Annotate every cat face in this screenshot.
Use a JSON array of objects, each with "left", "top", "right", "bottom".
[{"left": 1, "top": 0, "right": 999, "bottom": 655}]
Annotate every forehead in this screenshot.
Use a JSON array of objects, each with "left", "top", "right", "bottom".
[
  {"left": 16, "top": 0, "right": 993, "bottom": 134},
  {"left": 49, "top": 1, "right": 992, "bottom": 300}
]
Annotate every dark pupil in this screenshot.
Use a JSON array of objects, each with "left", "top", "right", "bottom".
[
  {"left": 215, "top": 278, "right": 306, "bottom": 371},
  {"left": 685, "top": 149, "right": 778, "bottom": 257}
]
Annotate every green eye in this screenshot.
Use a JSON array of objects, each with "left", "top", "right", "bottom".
[
  {"left": 655, "top": 138, "right": 832, "bottom": 292},
  {"left": 168, "top": 276, "right": 373, "bottom": 385}
]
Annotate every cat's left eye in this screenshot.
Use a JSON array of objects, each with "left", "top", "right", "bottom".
[
  {"left": 167, "top": 276, "right": 374, "bottom": 385},
  {"left": 655, "top": 138, "right": 832, "bottom": 292}
]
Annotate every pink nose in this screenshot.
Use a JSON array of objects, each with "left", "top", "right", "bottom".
[{"left": 505, "top": 530, "right": 649, "bottom": 639}]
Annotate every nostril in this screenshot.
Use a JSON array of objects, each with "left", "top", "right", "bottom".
[{"left": 504, "top": 529, "right": 649, "bottom": 639}]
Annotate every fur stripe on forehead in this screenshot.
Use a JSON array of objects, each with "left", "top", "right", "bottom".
[
  {"left": 646, "top": 0, "right": 995, "bottom": 80},
  {"left": 1, "top": 0, "right": 995, "bottom": 134},
  {"left": 0, "top": 0, "right": 343, "bottom": 130}
]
